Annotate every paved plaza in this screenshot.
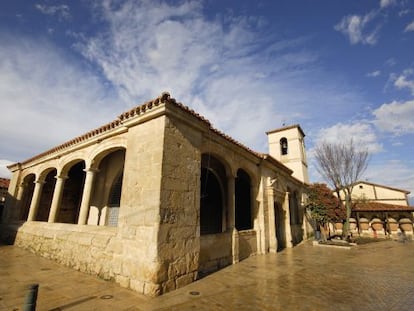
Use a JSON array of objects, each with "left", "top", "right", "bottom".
[{"left": 1, "top": 239, "right": 413, "bottom": 310}]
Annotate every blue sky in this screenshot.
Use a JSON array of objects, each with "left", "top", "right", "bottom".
[{"left": 1, "top": 0, "right": 413, "bottom": 202}]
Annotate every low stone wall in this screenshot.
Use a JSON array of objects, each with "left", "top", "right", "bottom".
[
  {"left": 239, "top": 230, "right": 257, "bottom": 260},
  {"left": 1, "top": 222, "right": 118, "bottom": 279},
  {"left": 0, "top": 221, "right": 193, "bottom": 296},
  {"left": 199, "top": 232, "right": 231, "bottom": 275}
]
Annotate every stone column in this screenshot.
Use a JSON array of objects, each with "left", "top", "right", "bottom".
[
  {"left": 78, "top": 168, "right": 98, "bottom": 225},
  {"left": 48, "top": 175, "right": 67, "bottom": 223},
  {"left": 267, "top": 186, "right": 277, "bottom": 253},
  {"left": 227, "top": 174, "right": 239, "bottom": 264},
  {"left": 27, "top": 180, "right": 45, "bottom": 221},
  {"left": 300, "top": 192, "right": 309, "bottom": 240},
  {"left": 284, "top": 192, "right": 293, "bottom": 248}
]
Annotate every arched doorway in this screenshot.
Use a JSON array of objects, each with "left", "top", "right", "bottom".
[{"left": 199, "top": 153, "right": 230, "bottom": 276}]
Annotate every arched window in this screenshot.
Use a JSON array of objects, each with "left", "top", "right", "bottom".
[
  {"left": 200, "top": 154, "right": 226, "bottom": 235},
  {"left": 200, "top": 167, "right": 223, "bottom": 234},
  {"left": 280, "top": 137, "right": 288, "bottom": 155},
  {"left": 235, "top": 169, "right": 252, "bottom": 230}
]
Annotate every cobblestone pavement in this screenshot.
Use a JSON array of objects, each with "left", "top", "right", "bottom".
[{"left": 1, "top": 240, "right": 413, "bottom": 311}]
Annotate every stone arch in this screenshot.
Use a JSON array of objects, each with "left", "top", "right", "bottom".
[
  {"left": 88, "top": 148, "right": 126, "bottom": 226},
  {"left": 57, "top": 160, "right": 86, "bottom": 224},
  {"left": 235, "top": 168, "right": 253, "bottom": 231},
  {"left": 19, "top": 173, "right": 36, "bottom": 221},
  {"left": 60, "top": 157, "right": 87, "bottom": 177},
  {"left": 88, "top": 137, "right": 127, "bottom": 169}
]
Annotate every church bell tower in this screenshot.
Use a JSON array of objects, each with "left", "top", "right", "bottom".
[{"left": 266, "top": 124, "right": 309, "bottom": 183}]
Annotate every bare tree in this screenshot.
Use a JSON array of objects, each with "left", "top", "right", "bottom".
[{"left": 314, "top": 140, "right": 369, "bottom": 238}]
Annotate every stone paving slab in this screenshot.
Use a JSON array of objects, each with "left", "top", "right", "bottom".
[{"left": 1, "top": 240, "right": 413, "bottom": 310}]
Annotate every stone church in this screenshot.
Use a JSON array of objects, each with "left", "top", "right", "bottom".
[{"left": 1, "top": 92, "right": 311, "bottom": 296}]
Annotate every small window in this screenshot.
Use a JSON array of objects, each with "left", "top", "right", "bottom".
[
  {"left": 359, "top": 185, "right": 363, "bottom": 189},
  {"left": 280, "top": 138, "right": 288, "bottom": 155}
]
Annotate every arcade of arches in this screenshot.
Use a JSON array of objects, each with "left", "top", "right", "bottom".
[
  {"left": 15, "top": 149, "right": 125, "bottom": 227},
  {"left": 1, "top": 93, "right": 311, "bottom": 297}
]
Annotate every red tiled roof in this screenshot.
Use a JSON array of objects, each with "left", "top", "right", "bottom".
[
  {"left": 353, "top": 202, "right": 414, "bottom": 212},
  {"left": 12, "top": 92, "right": 290, "bottom": 174},
  {"left": 0, "top": 178, "right": 10, "bottom": 189}
]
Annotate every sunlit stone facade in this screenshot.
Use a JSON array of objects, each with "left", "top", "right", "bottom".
[{"left": 1, "top": 93, "right": 311, "bottom": 296}]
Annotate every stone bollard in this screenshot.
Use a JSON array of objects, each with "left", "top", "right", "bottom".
[{"left": 23, "top": 283, "right": 39, "bottom": 311}]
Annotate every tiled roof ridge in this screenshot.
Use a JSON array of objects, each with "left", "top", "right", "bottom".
[
  {"left": 118, "top": 92, "right": 264, "bottom": 159},
  {"left": 353, "top": 201, "right": 414, "bottom": 211},
  {"left": 16, "top": 92, "right": 265, "bottom": 167}
]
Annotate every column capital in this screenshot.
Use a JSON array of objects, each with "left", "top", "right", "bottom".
[
  {"left": 55, "top": 175, "right": 69, "bottom": 180},
  {"left": 83, "top": 168, "right": 99, "bottom": 174}
]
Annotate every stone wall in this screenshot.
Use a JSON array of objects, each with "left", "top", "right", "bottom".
[
  {"left": 239, "top": 230, "right": 257, "bottom": 260},
  {"left": 156, "top": 115, "right": 202, "bottom": 293},
  {"left": 2, "top": 222, "right": 118, "bottom": 279},
  {"left": 115, "top": 116, "right": 166, "bottom": 296},
  {"left": 199, "top": 232, "right": 232, "bottom": 275}
]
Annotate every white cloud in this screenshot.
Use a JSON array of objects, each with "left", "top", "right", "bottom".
[
  {"left": 380, "top": 0, "right": 396, "bottom": 8},
  {"left": 0, "top": 0, "right": 382, "bottom": 166},
  {"left": 385, "top": 58, "right": 396, "bottom": 67},
  {"left": 399, "top": 9, "right": 411, "bottom": 17},
  {"left": 394, "top": 72, "right": 414, "bottom": 95},
  {"left": 404, "top": 21, "right": 414, "bottom": 32},
  {"left": 373, "top": 100, "right": 414, "bottom": 135},
  {"left": 0, "top": 160, "right": 13, "bottom": 178},
  {"left": 314, "top": 122, "right": 382, "bottom": 153},
  {"left": 74, "top": 0, "right": 333, "bottom": 151},
  {"left": 366, "top": 70, "right": 381, "bottom": 77},
  {"left": 334, "top": 11, "right": 381, "bottom": 45},
  {"left": 0, "top": 34, "right": 118, "bottom": 163},
  {"left": 35, "top": 4, "right": 71, "bottom": 20},
  {"left": 71, "top": 0, "right": 374, "bottom": 153}
]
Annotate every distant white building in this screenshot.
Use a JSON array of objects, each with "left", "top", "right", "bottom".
[{"left": 336, "top": 181, "right": 414, "bottom": 236}]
